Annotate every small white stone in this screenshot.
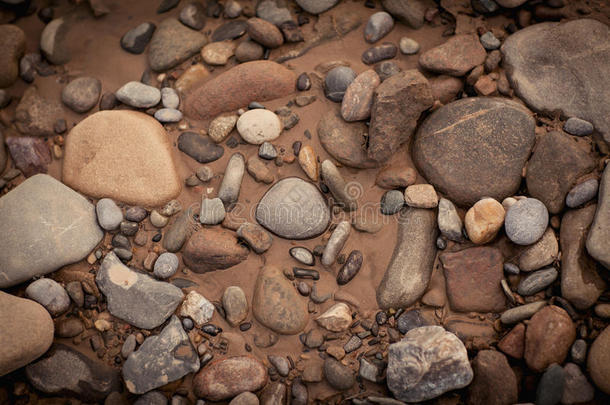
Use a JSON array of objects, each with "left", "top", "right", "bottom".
[
  {"left": 179, "top": 291, "right": 214, "bottom": 327},
  {"left": 236, "top": 109, "right": 282, "bottom": 145}
]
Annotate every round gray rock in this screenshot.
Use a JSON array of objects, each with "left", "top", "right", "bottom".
[
  {"left": 153, "top": 252, "right": 179, "bottom": 279},
  {"left": 563, "top": 117, "right": 594, "bottom": 136},
  {"left": 324, "top": 66, "right": 356, "bottom": 102},
  {"left": 115, "top": 81, "right": 161, "bottom": 108},
  {"left": 96, "top": 198, "right": 123, "bottom": 231},
  {"left": 505, "top": 198, "right": 549, "bottom": 245},
  {"left": 25, "top": 278, "right": 70, "bottom": 316},
  {"left": 61, "top": 77, "right": 101, "bottom": 113}
]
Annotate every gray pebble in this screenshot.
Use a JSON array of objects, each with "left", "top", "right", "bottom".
[
  {"left": 362, "top": 42, "right": 397, "bottom": 65},
  {"left": 503, "top": 262, "right": 520, "bottom": 275},
  {"left": 321, "top": 221, "right": 351, "bottom": 266},
  {"left": 504, "top": 198, "right": 548, "bottom": 245},
  {"left": 161, "top": 87, "right": 179, "bottom": 109},
  {"left": 259, "top": 142, "right": 278, "bottom": 159},
  {"left": 364, "top": 11, "right": 394, "bottom": 43},
  {"left": 325, "top": 66, "right": 356, "bottom": 102},
  {"left": 436, "top": 237, "right": 447, "bottom": 250},
  {"left": 113, "top": 247, "right": 133, "bottom": 262},
  {"left": 563, "top": 117, "right": 594, "bottom": 136},
  {"left": 125, "top": 206, "right": 147, "bottom": 222},
  {"left": 480, "top": 31, "right": 501, "bottom": 50},
  {"left": 399, "top": 37, "right": 420, "bottom": 54},
  {"left": 96, "top": 198, "right": 123, "bottom": 231},
  {"left": 570, "top": 339, "right": 587, "bottom": 365},
  {"left": 65, "top": 281, "right": 84, "bottom": 307},
  {"left": 566, "top": 179, "right": 598, "bottom": 208},
  {"left": 218, "top": 153, "right": 246, "bottom": 208},
  {"left": 344, "top": 335, "right": 362, "bottom": 353},
  {"left": 121, "top": 220, "right": 139, "bottom": 236},
  {"left": 121, "top": 23, "right": 156, "bottom": 54},
  {"left": 25, "top": 278, "right": 70, "bottom": 316},
  {"left": 517, "top": 267, "right": 558, "bottom": 296},
  {"left": 115, "top": 81, "right": 160, "bottom": 108},
  {"left": 381, "top": 190, "right": 404, "bottom": 215},
  {"left": 61, "top": 77, "right": 101, "bottom": 113},
  {"left": 268, "top": 355, "right": 290, "bottom": 377},
  {"left": 437, "top": 198, "right": 462, "bottom": 241},
  {"left": 290, "top": 247, "right": 315, "bottom": 266},
  {"left": 500, "top": 300, "right": 547, "bottom": 324},
  {"left": 374, "top": 61, "right": 401, "bottom": 82},
  {"left": 179, "top": 1, "right": 206, "bottom": 30},
  {"left": 112, "top": 235, "right": 131, "bottom": 250},
  {"left": 121, "top": 334, "right": 137, "bottom": 358},
  {"left": 153, "top": 252, "right": 179, "bottom": 279},
  {"left": 196, "top": 166, "right": 214, "bottom": 182},
  {"left": 200, "top": 197, "right": 226, "bottom": 225},
  {"left": 154, "top": 108, "right": 183, "bottom": 123}
]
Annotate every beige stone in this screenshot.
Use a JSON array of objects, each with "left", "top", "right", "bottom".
[
  {"left": 404, "top": 184, "right": 438, "bottom": 208},
  {"left": 465, "top": 198, "right": 505, "bottom": 244}
]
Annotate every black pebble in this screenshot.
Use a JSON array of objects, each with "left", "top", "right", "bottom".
[{"left": 152, "top": 233, "right": 162, "bottom": 242}]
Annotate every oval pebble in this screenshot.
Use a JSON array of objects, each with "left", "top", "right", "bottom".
[
  {"left": 504, "top": 198, "right": 548, "bottom": 245},
  {"left": 289, "top": 247, "right": 315, "bottom": 266},
  {"left": 566, "top": 179, "right": 598, "bottom": 208},
  {"left": 336, "top": 250, "right": 363, "bottom": 285},
  {"left": 517, "top": 267, "right": 558, "bottom": 296},
  {"left": 236, "top": 109, "right": 282, "bottom": 144},
  {"left": 364, "top": 11, "right": 394, "bottom": 43},
  {"left": 153, "top": 252, "right": 179, "bottom": 279}
]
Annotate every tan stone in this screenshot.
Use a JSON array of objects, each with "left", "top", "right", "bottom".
[
  {"left": 298, "top": 145, "right": 318, "bottom": 181},
  {"left": 175, "top": 64, "right": 210, "bottom": 94},
  {"left": 465, "top": 198, "right": 505, "bottom": 244},
  {"left": 404, "top": 184, "right": 438, "bottom": 208}
]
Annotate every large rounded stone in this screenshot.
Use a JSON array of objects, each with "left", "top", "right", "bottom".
[
  {"left": 317, "top": 110, "right": 377, "bottom": 168},
  {"left": 0, "top": 24, "right": 25, "bottom": 88},
  {"left": 255, "top": 177, "right": 330, "bottom": 239},
  {"left": 252, "top": 266, "right": 308, "bottom": 334},
  {"left": 588, "top": 326, "right": 610, "bottom": 394},
  {"left": 0, "top": 292, "right": 54, "bottom": 376},
  {"left": 185, "top": 61, "right": 295, "bottom": 119},
  {"left": 413, "top": 97, "right": 535, "bottom": 207},
  {"left": 182, "top": 228, "right": 249, "bottom": 273},
  {"left": 502, "top": 19, "right": 610, "bottom": 143},
  {"left": 194, "top": 356, "right": 267, "bottom": 401},
  {"left": 62, "top": 111, "right": 181, "bottom": 207},
  {"left": 295, "top": 0, "right": 339, "bottom": 14}
]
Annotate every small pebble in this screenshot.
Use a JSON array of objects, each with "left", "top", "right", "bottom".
[
  {"left": 153, "top": 252, "right": 179, "bottom": 279},
  {"left": 399, "top": 37, "right": 420, "bottom": 54},
  {"left": 563, "top": 117, "right": 594, "bottom": 136},
  {"left": 480, "top": 31, "right": 501, "bottom": 50}
]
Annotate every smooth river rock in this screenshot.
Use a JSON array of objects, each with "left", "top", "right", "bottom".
[
  {"left": 15, "top": 85, "right": 63, "bottom": 137},
  {"left": 194, "top": 356, "right": 267, "bottom": 401},
  {"left": 252, "top": 266, "right": 308, "bottom": 334},
  {"left": 413, "top": 97, "right": 535, "bottom": 206},
  {"left": 256, "top": 177, "right": 330, "bottom": 239},
  {"left": 182, "top": 228, "right": 249, "bottom": 272},
  {"left": 387, "top": 326, "right": 473, "bottom": 402},
  {"left": 185, "top": 61, "right": 295, "bottom": 119},
  {"left": 501, "top": 19, "right": 610, "bottom": 143},
  {"left": 123, "top": 316, "right": 199, "bottom": 394},
  {"left": 0, "top": 174, "right": 103, "bottom": 288},
  {"left": 96, "top": 252, "right": 184, "bottom": 329},
  {"left": 588, "top": 326, "right": 610, "bottom": 394},
  {"left": 587, "top": 164, "right": 610, "bottom": 269},
  {"left": 148, "top": 18, "right": 207, "bottom": 71},
  {"left": 0, "top": 292, "right": 54, "bottom": 376},
  {"left": 419, "top": 34, "right": 486, "bottom": 76},
  {"left": 376, "top": 208, "right": 437, "bottom": 309},
  {"left": 62, "top": 110, "right": 181, "bottom": 207}
]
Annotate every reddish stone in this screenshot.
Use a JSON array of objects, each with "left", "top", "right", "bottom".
[
  {"left": 375, "top": 165, "right": 417, "bottom": 189},
  {"left": 193, "top": 356, "right": 268, "bottom": 401},
  {"left": 467, "top": 350, "right": 518, "bottom": 405},
  {"left": 5, "top": 136, "right": 51, "bottom": 177},
  {"left": 182, "top": 228, "right": 249, "bottom": 273},
  {"left": 429, "top": 75, "right": 463, "bottom": 104},
  {"left": 419, "top": 34, "right": 487, "bottom": 77},
  {"left": 440, "top": 246, "right": 507, "bottom": 313},
  {"left": 524, "top": 305, "right": 576, "bottom": 372},
  {"left": 498, "top": 323, "right": 525, "bottom": 359},
  {"left": 185, "top": 61, "right": 295, "bottom": 119}
]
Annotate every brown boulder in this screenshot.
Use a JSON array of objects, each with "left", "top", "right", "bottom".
[
  {"left": 498, "top": 323, "right": 525, "bottom": 359},
  {"left": 185, "top": 61, "right": 295, "bottom": 119},
  {"left": 419, "top": 35, "right": 486, "bottom": 77},
  {"left": 0, "top": 25, "right": 25, "bottom": 88},
  {"left": 183, "top": 228, "right": 249, "bottom": 273},
  {"left": 467, "top": 350, "right": 518, "bottom": 405},
  {"left": 368, "top": 69, "right": 433, "bottom": 163},
  {"left": 526, "top": 131, "right": 595, "bottom": 214},
  {"left": 15, "top": 86, "right": 63, "bottom": 137},
  {"left": 440, "top": 247, "right": 506, "bottom": 313},
  {"left": 524, "top": 305, "right": 576, "bottom": 372},
  {"left": 193, "top": 356, "right": 268, "bottom": 401}
]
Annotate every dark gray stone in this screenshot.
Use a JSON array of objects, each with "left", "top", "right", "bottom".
[
  {"left": 380, "top": 190, "right": 404, "bottom": 215},
  {"left": 95, "top": 252, "right": 183, "bottom": 329},
  {"left": 517, "top": 267, "right": 558, "bottom": 296},
  {"left": 564, "top": 117, "right": 594, "bottom": 136},
  {"left": 397, "top": 309, "right": 428, "bottom": 334},
  {"left": 211, "top": 20, "right": 247, "bottom": 42},
  {"left": 566, "top": 179, "right": 598, "bottom": 208},
  {"left": 362, "top": 42, "right": 397, "bottom": 65},
  {"left": 536, "top": 364, "right": 565, "bottom": 405},
  {"left": 121, "top": 22, "right": 156, "bottom": 54},
  {"left": 123, "top": 316, "right": 200, "bottom": 394},
  {"left": 324, "top": 358, "right": 355, "bottom": 390},
  {"left": 324, "top": 66, "right": 356, "bottom": 102},
  {"left": 179, "top": 2, "right": 206, "bottom": 30},
  {"left": 257, "top": 0, "right": 292, "bottom": 25},
  {"left": 480, "top": 31, "right": 500, "bottom": 50},
  {"left": 178, "top": 132, "right": 224, "bottom": 163},
  {"left": 25, "top": 278, "right": 70, "bottom": 317}
]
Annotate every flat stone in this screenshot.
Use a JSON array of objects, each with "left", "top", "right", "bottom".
[
  {"left": 178, "top": 132, "right": 224, "bottom": 163},
  {"left": 0, "top": 174, "right": 102, "bottom": 288},
  {"left": 123, "top": 316, "right": 199, "bottom": 394},
  {"left": 186, "top": 61, "right": 295, "bottom": 119},
  {"left": 362, "top": 43, "right": 397, "bottom": 65},
  {"left": 211, "top": 20, "right": 247, "bottom": 42},
  {"left": 62, "top": 111, "right": 181, "bottom": 206},
  {"left": 563, "top": 117, "right": 594, "bottom": 136},
  {"left": 467, "top": 350, "right": 518, "bottom": 405},
  {"left": 588, "top": 326, "right": 610, "bottom": 394},
  {"left": 96, "top": 252, "right": 184, "bottom": 329},
  {"left": 374, "top": 60, "right": 401, "bottom": 82},
  {"left": 497, "top": 323, "right": 525, "bottom": 359},
  {"left": 381, "top": 0, "right": 427, "bottom": 29},
  {"left": 148, "top": 18, "right": 207, "bottom": 71},
  {"left": 375, "top": 165, "right": 416, "bottom": 189},
  {"left": 526, "top": 132, "right": 595, "bottom": 214},
  {"left": 257, "top": 0, "right": 292, "bottom": 25},
  {"left": 154, "top": 108, "right": 182, "bottom": 123},
  {"left": 96, "top": 198, "right": 123, "bottom": 231},
  {"left": 396, "top": 309, "right": 428, "bottom": 334},
  {"left": 317, "top": 110, "right": 377, "bottom": 168},
  {"left": 517, "top": 267, "right": 558, "bottom": 296},
  {"left": 200, "top": 197, "right": 225, "bottom": 225},
  {"left": 377, "top": 208, "right": 437, "bottom": 309},
  {"left": 5, "top": 136, "right": 51, "bottom": 177},
  {"left": 500, "top": 301, "right": 547, "bottom": 324},
  {"left": 387, "top": 326, "right": 473, "bottom": 402},
  {"left": 201, "top": 41, "right": 236, "bottom": 65},
  {"left": 115, "top": 81, "right": 161, "bottom": 108},
  {"left": 524, "top": 305, "right": 576, "bottom": 372},
  {"left": 566, "top": 179, "right": 598, "bottom": 208},
  {"left": 179, "top": 2, "right": 206, "bottom": 30},
  {"left": 562, "top": 363, "right": 595, "bottom": 404},
  {"left": 501, "top": 19, "right": 610, "bottom": 143},
  {"left": 404, "top": 184, "right": 437, "bottom": 208},
  {"left": 15, "top": 85, "right": 63, "bottom": 136},
  {"left": 560, "top": 205, "right": 605, "bottom": 309},
  {"left": 505, "top": 198, "right": 549, "bottom": 245},
  {"left": 237, "top": 109, "right": 282, "bottom": 145},
  {"left": 194, "top": 356, "right": 267, "bottom": 401},
  {"left": 341, "top": 69, "right": 380, "bottom": 122},
  {"left": 252, "top": 266, "right": 308, "bottom": 334},
  {"left": 61, "top": 77, "right": 101, "bottom": 113},
  {"left": 25, "top": 278, "right": 70, "bottom": 317},
  {"left": 0, "top": 292, "right": 54, "bottom": 377},
  {"left": 536, "top": 363, "right": 565, "bottom": 405},
  {"left": 316, "top": 303, "right": 352, "bottom": 332},
  {"left": 324, "top": 358, "right": 355, "bottom": 390},
  {"left": 121, "top": 22, "right": 156, "bottom": 54},
  {"left": 414, "top": 97, "right": 535, "bottom": 206},
  {"left": 419, "top": 34, "right": 486, "bottom": 76},
  {"left": 183, "top": 228, "right": 248, "bottom": 272},
  {"left": 587, "top": 164, "right": 610, "bottom": 269},
  {"left": 440, "top": 247, "right": 506, "bottom": 313},
  {"left": 25, "top": 344, "right": 120, "bottom": 402},
  {"left": 256, "top": 177, "right": 330, "bottom": 239}
]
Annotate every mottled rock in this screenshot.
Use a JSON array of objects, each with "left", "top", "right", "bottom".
[
  {"left": 316, "top": 303, "right": 351, "bottom": 332},
  {"left": 0, "top": 174, "right": 102, "bottom": 288},
  {"left": 148, "top": 19, "right": 207, "bottom": 71},
  {"left": 419, "top": 35, "right": 486, "bottom": 76},
  {"left": 186, "top": 61, "right": 294, "bottom": 119},
  {"left": 387, "top": 326, "right": 473, "bottom": 402},
  {"left": 212, "top": 20, "right": 247, "bottom": 41},
  {"left": 222, "top": 286, "right": 248, "bottom": 326},
  {"left": 429, "top": 75, "right": 463, "bottom": 104},
  {"left": 96, "top": 252, "right": 184, "bottom": 329},
  {"left": 324, "top": 358, "right": 355, "bottom": 390},
  {"left": 208, "top": 115, "right": 238, "bottom": 143},
  {"left": 252, "top": 266, "right": 308, "bottom": 334},
  {"left": 341, "top": 69, "right": 380, "bottom": 122},
  {"left": 5, "top": 136, "right": 51, "bottom": 177},
  {"left": 62, "top": 111, "right": 181, "bottom": 206},
  {"left": 414, "top": 97, "right": 535, "bottom": 206},
  {"left": 25, "top": 278, "right": 70, "bottom": 317},
  {"left": 441, "top": 247, "right": 506, "bottom": 313},
  {"left": 519, "top": 227, "right": 558, "bottom": 271},
  {"left": 381, "top": 0, "right": 427, "bottom": 28},
  {"left": 178, "top": 132, "right": 224, "bottom": 163},
  {"left": 377, "top": 208, "right": 437, "bottom": 309},
  {"left": 115, "top": 81, "right": 160, "bottom": 108},
  {"left": 179, "top": 2, "right": 206, "bottom": 30},
  {"left": 404, "top": 184, "right": 437, "bottom": 208},
  {"left": 237, "top": 109, "right": 282, "bottom": 144},
  {"left": 61, "top": 77, "right": 101, "bottom": 113},
  {"left": 324, "top": 66, "right": 355, "bottom": 102},
  {"left": 365, "top": 12, "right": 394, "bottom": 43},
  {"left": 562, "top": 363, "right": 595, "bottom": 404},
  {"left": 15, "top": 86, "right": 63, "bottom": 137},
  {"left": 121, "top": 22, "right": 156, "bottom": 54},
  {"left": 526, "top": 132, "right": 595, "bottom": 214},
  {"left": 183, "top": 228, "right": 248, "bottom": 272},
  {"left": 40, "top": 18, "right": 71, "bottom": 65},
  {"left": 587, "top": 164, "right": 610, "bottom": 269},
  {"left": 180, "top": 291, "right": 214, "bottom": 327},
  {"left": 524, "top": 305, "right": 576, "bottom": 372},
  {"left": 194, "top": 356, "right": 267, "bottom": 401},
  {"left": 501, "top": 19, "right": 610, "bottom": 143},
  {"left": 201, "top": 41, "right": 236, "bottom": 65},
  {"left": 505, "top": 198, "right": 549, "bottom": 245},
  {"left": 437, "top": 198, "right": 463, "bottom": 241},
  {"left": 362, "top": 42, "right": 397, "bottom": 65},
  {"left": 0, "top": 24, "right": 25, "bottom": 88}
]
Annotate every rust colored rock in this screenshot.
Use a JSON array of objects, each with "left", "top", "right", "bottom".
[
  {"left": 429, "top": 75, "right": 463, "bottom": 104},
  {"left": 419, "top": 34, "right": 487, "bottom": 77},
  {"left": 368, "top": 69, "right": 433, "bottom": 163},
  {"left": 185, "top": 61, "right": 295, "bottom": 119},
  {"left": 193, "top": 356, "right": 268, "bottom": 401},
  {"left": 524, "top": 305, "right": 576, "bottom": 372},
  {"left": 183, "top": 228, "right": 248, "bottom": 272},
  {"left": 375, "top": 165, "right": 417, "bottom": 189},
  {"left": 247, "top": 17, "right": 283, "bottom": 49},
  {"left": 498, "top": 323, "right": 525, "bottom": 359},
  {"left": 467, "top": 350, "right": 518, "bottom": 405},
  {"left": 5, "top": 136, "right": 51, "bottom": 177},
  {"left": 341, "top": 69, "right": 380, "bottom": 122},
  {"left": 440, "top": 247, "right": 506, "bottom": 313}
]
